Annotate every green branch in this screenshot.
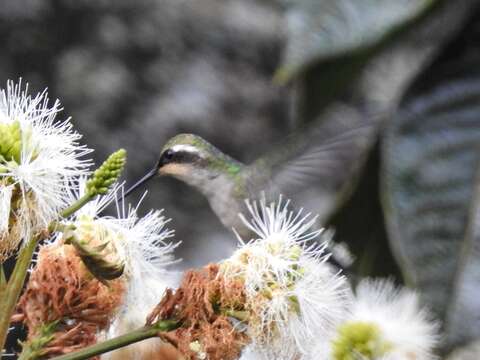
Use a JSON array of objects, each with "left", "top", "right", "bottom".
[
  {"left": 60, "top": 193, "right": 93, "bottom": 219},
  {"left": 50, "top": 320, "right": 179, "bottom": 360},
  {"left": 0, "top": 234, "right": 41, "bottom": 353}
]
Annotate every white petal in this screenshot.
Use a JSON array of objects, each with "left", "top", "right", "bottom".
[{"left": 0, "top": 184, "right": 13, "bottom": 233}]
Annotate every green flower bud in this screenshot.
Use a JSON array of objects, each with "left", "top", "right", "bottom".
[
  {"left": 0, "top": 121, "right": 22, "bottom": 163},
  {"left": 19, "top": 321, "right": 58, "bottom": 359},
  {"left": 332, "top": 321, "right": 391, "bottom": 360},
  {"left": 68, "top": 235, "right": 125, "bottom": 282},
  {"left": 62, "top": 217, "right": 125, "bottom": 282},
  {"left": 86, "top": 149, "right": 126, "bottom": 197},
  {"left": 75, "top": 241, "right": 125, "bottom": 282}
]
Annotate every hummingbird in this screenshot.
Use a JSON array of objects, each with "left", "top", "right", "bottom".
[{"left": 124, "top": 103, "right": 375, "bottom": 239}]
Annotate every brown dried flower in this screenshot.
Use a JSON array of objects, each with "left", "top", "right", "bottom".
[
  {"left": 14, "top": 240, "right": 125, "bottom": 357},
  {"left": 147, "top": 264, "right": 249, "bottom": 360}
]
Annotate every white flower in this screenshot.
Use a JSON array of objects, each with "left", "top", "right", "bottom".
[
  {"left": 223, "top": 196, "right": 351, "bottom": 360},
  {"left": 69, "top": 182, "right": 180, "bottom": 334},
  {"left": 0, "top": 79, "right": 92, "bottom": 260},
  {"left": 239, "top": 345, "right": 263, "bottom": 360},
  {"left": 326, "top": 279, "right": 439, "bottom": 360}
]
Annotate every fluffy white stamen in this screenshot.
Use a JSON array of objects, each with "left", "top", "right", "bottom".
[
  {"left": 354, "top": 279, "right": 439, "bottom": 360},
  {"left": 225, "top": 196, "right": 351, "bottom": 360},
  {"left": 68, "top": 181, "right": 180, "bottom": 339},
  {"left": 322, "top": 279, "right": 440, "bottom": 360},
  {"left": 0, "top": 79, "right": 92, "bottom": 259}
]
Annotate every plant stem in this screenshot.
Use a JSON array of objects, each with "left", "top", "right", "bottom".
[
  {"left": 48, "top": 221, "right": 76, "bottom": 234},
  {"left": 0, "top": 265, "right": 6, "bottom": 295},
  {"left": 1, "top": 174, "right": 108, "bottom": 356},
  {"left": 60, "top": 193, "right": 93, "bottom": 219},
  {"left": 0, "top": 235, "right": 40, "bottom": 354},
  {"left": 50, "top": 320, "right": 179, "bottom": 360},
  {"left": 222, "top": 309, "right": 249, "bottom": 322},
  {"left": 18, "top": 345, "right": 37, "bottom": 360}
]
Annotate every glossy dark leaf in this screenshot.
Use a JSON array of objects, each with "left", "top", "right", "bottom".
[
  {"left": 382, "top": 9, "right": 480, "bottom": 347},
  {"left": 279, "top": 0, "right": 439, "bottom": 81},
  {"left": 287, "top": 2, "right": 474, "bottom": 241},
  {"left": 289, "top": 0, "right": 472, "bottom": 129}
]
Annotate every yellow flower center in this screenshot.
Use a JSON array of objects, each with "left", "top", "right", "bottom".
[
  {"left": 332, "top": 321, "right": 392, "bottom": 360},
  {"left": 0, "top": 121, "right": 22, "bottom": 164}
]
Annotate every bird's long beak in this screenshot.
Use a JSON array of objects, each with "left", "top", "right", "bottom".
[{"left": 123, "top": 166, "right": 158, "bottom": 198}]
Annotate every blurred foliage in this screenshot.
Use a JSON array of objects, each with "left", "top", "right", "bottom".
[
  {"left": 278, "top": 0, "right": 480, "bottom": 356},
  {"left": 383, "top": 13, "right": 480, "bottom": 348}
]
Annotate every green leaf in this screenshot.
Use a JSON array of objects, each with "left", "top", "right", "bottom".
[
  {"left": 278, "top": 0, "right": 439, "bottom": 81},
  {"left": 286, "top": 3, "right": 473, "bottom": 243},
  {"left": 382, "top": 10, "right": 480, "bottom": 348},
  {"left": 287, "top": 0, "right": 471, "bottom": 130},
  {"left": 447, "top": 204, "right": 480, "bottom": 346}
]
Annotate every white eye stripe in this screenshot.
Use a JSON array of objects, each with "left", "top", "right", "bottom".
[{"left": 171, "top": 144, "right": 204, "bottom": 157}]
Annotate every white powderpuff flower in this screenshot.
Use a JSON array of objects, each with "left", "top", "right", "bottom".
[
  {"left": 69, "top": 182, "right": 180, "bottom": 335},
  {"left": 324, "top": 279, "right": 439, "bottom": 360},
  {"left": 223, "top": 196, "right": 351, "bottom": 360},
  {"left": 239, "top": 345, "right": 263, "bottom": 360},
  {"left": 355, "top": 279, "right": 439, "bottom": 360},
  {"left": 0, "top": 79, "right": 91, "bottom": 260}
]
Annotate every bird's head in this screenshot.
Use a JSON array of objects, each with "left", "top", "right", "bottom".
[
  {"left": 124, "top": 134, "right": 243, "bottom": 197},
  {"left": 157, "top": 133, "right": 219, "bottom": 178}
]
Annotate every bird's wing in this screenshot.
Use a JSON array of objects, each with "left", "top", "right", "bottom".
[{"left": 248, "top": 102, "right": 378, "bottom": 222}]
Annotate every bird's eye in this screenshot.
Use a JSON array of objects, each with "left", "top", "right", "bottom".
[
  {"left": 159, "top": 149, "right": 175, "bottom": 167},
  {"left": 163, "top": 149, "right": 174, "bottom": 160}
]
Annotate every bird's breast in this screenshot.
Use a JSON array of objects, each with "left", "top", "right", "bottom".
[{"left": 208, "top": 189, "right": 246, "bottom": 234}]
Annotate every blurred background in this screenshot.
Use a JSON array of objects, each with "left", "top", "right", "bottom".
[
  {"left": 3, "top": 0, "right": 480, "bottom": 357},
  {"left": 0, "top": 0, "right": 291, "bottom": 268}
]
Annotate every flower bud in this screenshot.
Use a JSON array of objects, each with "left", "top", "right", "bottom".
[
  {"left": 68, "top": 234, "right": 125, "bottom": 281},
  {"left": 64, "top": 214, "right": 125, "bottom": 282},
  {"left": 86, "top": 149, "right": 126, "bottom": 196},
  {"left": 18, "top": 321, "right": 58, "bottom": 359},
  {"left": 0, "top": 120, "right": 22, "bottom": 163}
]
